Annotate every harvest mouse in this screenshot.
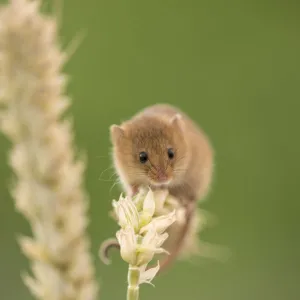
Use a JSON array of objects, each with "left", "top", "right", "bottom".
[{"left": 107, "top": 104, "right": 214, "bottom": 272}]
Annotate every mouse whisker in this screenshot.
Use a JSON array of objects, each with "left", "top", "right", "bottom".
[
  {"left": 98, "top": 175, "right": 116, "bottom": 182},
  {"left": 109, "top": 172, "right": 118, "bottom": 180},
  {"left": 98, "top": 178, "right": 116, "bottom": 182},
  {"left": 175, "top": 156, "right": 186, "bottom": 163},
  {"left": 95, "top": 154, "right": 110, "bottom": 159},
  {"left": 109, "top": 179, "right": 121, "bottom": 194},
  {"left": 173, "top": 168, "right": 187, "bottom": 172},
  {"left": 147, "top": 157, "right": 157, "bottom": 171},
  {"left": 173, "top": 170, "right": 187, "bottom": 176},
  {"left": 99, "top": 166, "right": 115, "bottom": 178},
  {"left": 125, "top": 171, "right": 148, "bottom": 177}
]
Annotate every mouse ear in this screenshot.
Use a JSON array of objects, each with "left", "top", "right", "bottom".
[
  {"left": 170, "top": 113, "right": 184, "bottom": 132},
  {"left": 110, "top": 125, "right": 125, "bottom": 143}
]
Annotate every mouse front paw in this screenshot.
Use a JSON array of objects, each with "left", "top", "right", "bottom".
[{"left": 129, "top": 185, "right": 139, "bottom": 197}]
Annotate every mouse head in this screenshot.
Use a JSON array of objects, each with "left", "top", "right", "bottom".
[{"left": 110, "top": 114, "right": 190, "bottom": 189}]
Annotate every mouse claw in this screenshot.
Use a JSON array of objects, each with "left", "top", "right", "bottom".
[{"left": 130, "top": 185, "right": 139, "bottom": 197}]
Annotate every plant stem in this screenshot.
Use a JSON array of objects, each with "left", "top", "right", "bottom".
[{"left": 127, "top": 266, "right": 140, "bottom": 300}]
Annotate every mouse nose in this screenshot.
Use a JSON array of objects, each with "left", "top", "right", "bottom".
[{"left": 157, "top": 168, "right": 168, "bottom": 182}]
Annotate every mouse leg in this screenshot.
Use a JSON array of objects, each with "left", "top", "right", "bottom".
[{"left": 150, "top": 199, "right": 196, "bottom": 274}]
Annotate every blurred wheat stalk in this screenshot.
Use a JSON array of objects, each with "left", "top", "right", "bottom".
[{"left": 0, "top": 0, "right": 98, "bottom": 299}]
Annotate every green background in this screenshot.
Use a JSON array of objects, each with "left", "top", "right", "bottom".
[{"left": 0, "top": 0, "right": 300, "bottom": 299}]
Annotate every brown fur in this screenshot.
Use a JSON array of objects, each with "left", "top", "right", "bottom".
[{"left": 110, "top": 104, "right": 214, "bottom": 272}]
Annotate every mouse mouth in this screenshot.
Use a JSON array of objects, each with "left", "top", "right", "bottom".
[
  {"left": 150, "top": 178, "right": 172, "bottom": 187},
  {"left": 148, "top": 168, "right": 172, "bottom": 187}
]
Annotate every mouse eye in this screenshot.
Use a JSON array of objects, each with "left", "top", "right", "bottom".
[
  {"left": 167, "top": 148, "right": 175, "bottom": 159},
  {"left": 139, "top": 151, "right": 148, "bottom": 163}
]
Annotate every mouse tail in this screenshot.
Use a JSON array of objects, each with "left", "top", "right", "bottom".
[{"left": 99, "top": 238, "right": 120, "bottom": 265}]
